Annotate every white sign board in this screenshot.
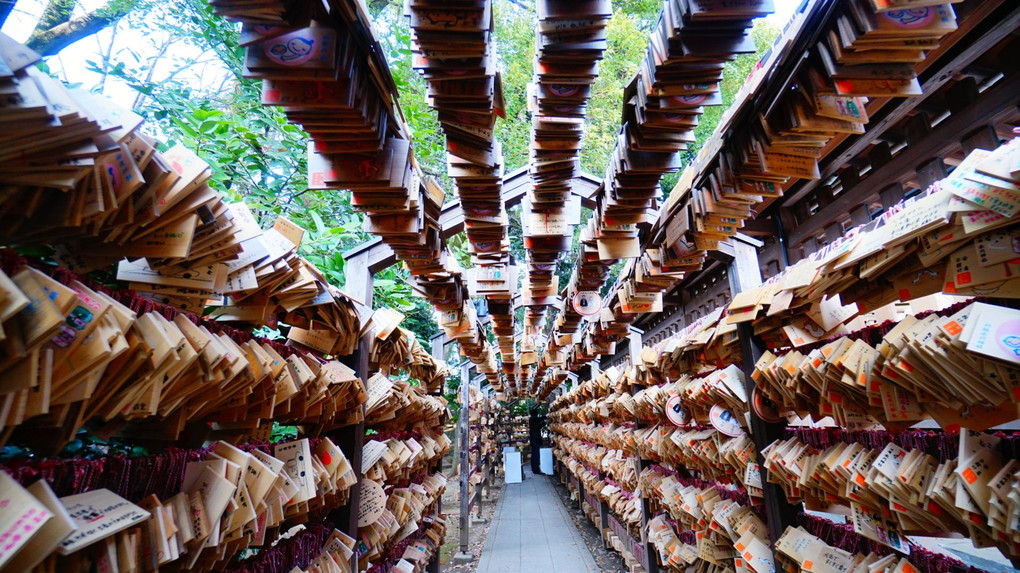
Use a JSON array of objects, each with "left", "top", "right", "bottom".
[
  {"left": 504, "top": 451, "right": 523, "bottom": 484},
  {"left": 540, "top": 448, "right": 554, "bottom": 475}
]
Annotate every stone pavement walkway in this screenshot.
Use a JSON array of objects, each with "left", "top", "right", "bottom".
[{"left": 475, "top": 469, "right": 601, "bottom": 573}]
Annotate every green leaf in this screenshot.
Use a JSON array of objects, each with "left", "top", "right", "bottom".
[
  {"left": 171, "top": 117, "right": 199, "bottom": 138},
  {"left": 310, "top": 210, "right": 326, "bottom": 236}
]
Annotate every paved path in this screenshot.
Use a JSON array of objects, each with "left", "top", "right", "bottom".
[{"left": 475, "top": 469, "right": 600, "bottom": 573}]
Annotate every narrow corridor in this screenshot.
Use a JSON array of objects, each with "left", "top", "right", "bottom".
[{"left": 476, "top": 470, "right": 600, "bottom": 573}]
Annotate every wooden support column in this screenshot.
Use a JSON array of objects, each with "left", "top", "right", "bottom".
[
  {"left": 429, "top": 337, "right": 445, "bottom": 573},
  {"left": 903, "top": 111, "right": 944, "bottom": 191},
  {"left": 962, "top": 127, "right": 1000, "bottom": 155},
  {"left": 577, "top": 468, "right": 585, "bottom": 511},
  {"left": 343, "top": 250, "right": 374, "bottom": 309},
  {"left": 431, "top": 333, "right": 446, "bottom": 362},
  {"left": 868, "top": 141, "right": 892, "bottom": 170},
  {"left": 801, "top": 236, "right": 819, "bottom": 259},
  {"left": 329, "top": 413, "right": 364, "bottom": 573},
  {"left": 946, "top": 78, "right": 1001, "bottom": 154},
  {"left": 472, "top": 388, "right": 488, "bottom": 523},
  {"left": 838, "top": 165, "right": 861, "bottom": 192},
  {"left": 849, "top": 204, "right": 871, "bottom": 226},
  {"left": 457, "top": 362, "right": 473, "bottom": 558},
  {"left": 577, "top": 364, "right": 593, "bottom": 384},
  {"left": 637, "top": 457, "right": 660, "bottom": 573},
  {"left": 599, "top": 470, "right": 611, "bottom": 550},
  {"left": 330, "top": 336, "right": 368, "bottom": 570},
  {"left": 334, "top": 251, "right": 376, "bottom": 573},
  {"left": 628, "top": 326, "right": 644, "bottom": 365},
  {"left": 773, "top": 214, "right": 790, "bottom": 272},
  {"left": 880, "top": 183, "right": 906, "bottom": 209},
  {"left": 626, "top": 326, "right": 659, "bottom": 573},
  {"left": 724, "top": 236, "right": 800, "bottom": 544},
  {"left": 824, "top": 222, "right": 843, "bottom": 244},
  {"left": 916, "top": 158, "right": 949, "bottom": 190}
]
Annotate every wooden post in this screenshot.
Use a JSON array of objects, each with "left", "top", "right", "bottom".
[
  {"left": 725, "top": 236, "right": 800, "bottom": 544},
  {"left": 426, "top": 480, "right": 443, "bottom": 573},
  {"left": 628, "top": 325, "right": 644, "bottom": 358},
  {"left": 456, "top": 362, "right": 473, "bottom": 560},
  {"left": 431, "top": 332, "right": 446, "bottom": 362},
  {"left": 334, "top": 251, "right": 375, "bottom": 573},
  {"left": 849, "top": 204, "right": 871, "bottom": 226},
  {"left": 626, "top": 326, "right": 659, "bottom": 573},
  {"left": 879, "top": 183, "right": 906, "bottom": 209},
  {"left": 343, "top": 251, "right": 374, "bottom": 309},
  {"left": 473, "top": 391, "right": 487, "bottom": 522},
  {"left": 824, "top": 222, "right": 843, "bottom": 244},
  {"left": 598, "top": 470, "right": 611, "bottom": 549},
  {"left": 577, "top": 472, "right": 585, "bottom": 511},
  {"left": 329, "top": 416, "right": 363, "bottom": 573},
  {"left": 637, "top": 457, "right": 660, "bottom": 573},
  {"left": 428, "top": 336, "right": 446, "bottom": 573}
]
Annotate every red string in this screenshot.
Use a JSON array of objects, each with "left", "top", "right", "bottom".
[
  {"left": 0, "top": 438, "right": 323, "bottom": 502},
  {"left": 221, "top": 523, "right": 333, "bottom": 573},
  {"left": 799, "top": 514, "right": 989, "bottom": 573},
  {"left": 648, "top": 464, "right": 750, "bottom": 505},
  {"left": 784, "top": 427, "right": 1020, "bottom": 464}
]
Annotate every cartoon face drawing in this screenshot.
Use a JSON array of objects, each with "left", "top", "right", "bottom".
[
  {"left": 67, "top": 306, "right": 93, "bottom": 330},
  {"left": 52, "top": 324, "right": 78, "bottom": 348},
  {"left": 265, "top": 35, "right": 316, "bottom": 65},
  {"left": 549, "top": 84, "right": 580, "bottom": 97},
  {"left": 999, "top": 321, "right": 1020, "bottom": 359},
  {"left": 882, "top": 9, "right": 934, "bottom": 29},
  {"left": 673, "top": 94, "right": 708, "bottom": 106},
  {"left": 285, "top": 454, "right": 307, "bottom": 481}
]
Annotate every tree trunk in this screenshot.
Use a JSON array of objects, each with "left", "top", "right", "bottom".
[
  {"left": 33, "top": 0, "right": 75, "bottom": 32},
  {"left": 24, "top": 0, "right": 136, "bottom": 57}
]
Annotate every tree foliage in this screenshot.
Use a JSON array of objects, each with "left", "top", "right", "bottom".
[
  {"left": 22, "top": 0, "right": 780, "bottom": 347},
  {"left": 85, "top": 0, "right": 437, "bottom": 338}
]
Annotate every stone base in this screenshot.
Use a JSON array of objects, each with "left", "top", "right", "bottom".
[{"left": 452, "top": 551, "right": 475, "bottom": 564}]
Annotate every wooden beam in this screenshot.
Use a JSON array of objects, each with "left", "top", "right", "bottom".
[
  {"left": 779, "top": 2, "right": 1019, "bottom": 207},
  {"left": 343, "top": 250, "right": 376, "bottom": 307},
  {"left": 788, "top": 70, "right": 1020, "bottom": 247},
  {"left": 343, "top": 167, "right": 603, "bottom": 281},
  {"left": 501, "top": 165, "right": 602, "bottom": 209},
  {"left": 739, "top": 218, "right": 777, "bottom": 236}
]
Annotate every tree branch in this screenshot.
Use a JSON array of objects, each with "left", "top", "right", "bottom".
[
  {"left": 94, "top": 19, "right": 118, "bottom": 93},
  {"left": 26, "top": 0, "right": 137, "bottom": 57},
  {"left": 133, "top": 34, "right": 171, "bottom": 109},
  {"left": 32, "top": 0, "right": 75, "bottom": 35}
]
